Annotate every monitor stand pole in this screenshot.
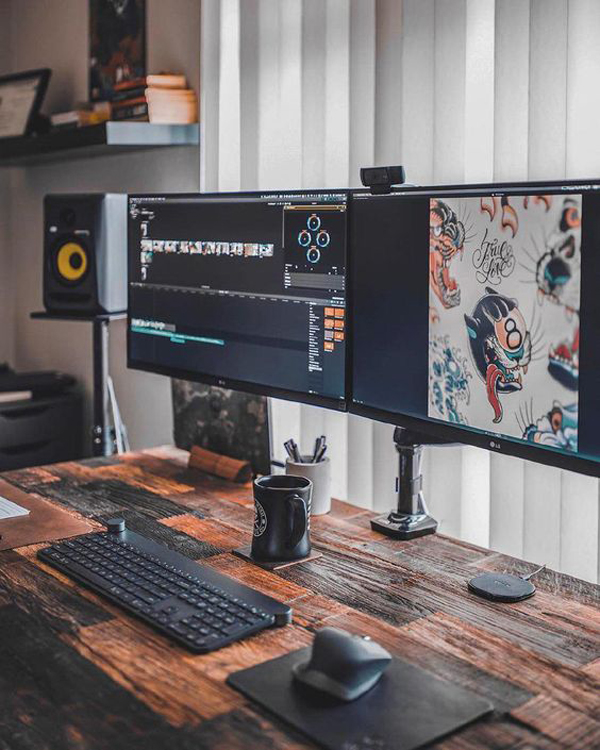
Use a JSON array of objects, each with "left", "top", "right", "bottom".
[{"left": 370, "top": 426, "right": 450, "bottom": 540}]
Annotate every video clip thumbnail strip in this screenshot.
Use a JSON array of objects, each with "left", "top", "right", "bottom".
[{"left": 140, "top": 239, "right": 275, "bottom": 267}]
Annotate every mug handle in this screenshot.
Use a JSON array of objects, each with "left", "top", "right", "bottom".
[{"left": 285, "top": 493, "right": 307, "bottom": 549}]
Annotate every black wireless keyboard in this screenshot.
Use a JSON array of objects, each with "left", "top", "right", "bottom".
[{"left": 38, "top": 519, "right": 292, "bottom": 653}]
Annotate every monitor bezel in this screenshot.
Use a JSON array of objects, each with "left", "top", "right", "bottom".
[
  {"left": 127, "top": 189, "right": 350, "bottom": 412},
  {"left": 347, "top": 178, "right": 600, "bottom": 479}
]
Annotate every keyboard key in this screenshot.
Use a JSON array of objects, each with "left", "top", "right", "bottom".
[
  {"left": 243, "top": 614, "right": 265, "bottom": 626},
  {"left": 168, "top": 623, "right": 187, "bottom": 636},
  {"left": 222, "top": 622, "right": 248, "bottom": 637}
]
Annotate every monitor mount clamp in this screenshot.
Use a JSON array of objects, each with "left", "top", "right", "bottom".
[{"left": 370, "top": 426, "right": 452, "bottom": 540}]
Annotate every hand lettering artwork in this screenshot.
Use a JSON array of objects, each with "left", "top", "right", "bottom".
[{"left": 472, "top": 228, "right": 516, "bottom": 285}]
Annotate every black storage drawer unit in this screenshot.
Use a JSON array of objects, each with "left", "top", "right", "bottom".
[{"left": 0, "top": 392, "right": 83, "bottom": 470}]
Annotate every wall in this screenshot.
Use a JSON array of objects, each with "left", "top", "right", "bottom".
[
  {"left": 0, "top": 0, "right": 15, "bottom": 366},
  {"left": 2, "top": 0, "right": 201, "bottom": 450}
]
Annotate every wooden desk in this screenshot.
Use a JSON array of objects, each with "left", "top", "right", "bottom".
[{"left": 0, "top": 447, "right": 598, "bottom": 749}]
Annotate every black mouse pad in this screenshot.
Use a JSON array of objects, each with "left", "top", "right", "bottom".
[{"left": 227, "top": 647, "right": 493, "bottom": 750}]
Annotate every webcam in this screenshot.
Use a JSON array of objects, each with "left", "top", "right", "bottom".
[{"left": 360, "top": 165, "right": 406, "bottom": 194}]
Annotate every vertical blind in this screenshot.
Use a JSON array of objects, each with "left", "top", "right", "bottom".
[{"left": 200, "top": 0, "right": 600, "bottom": 584}]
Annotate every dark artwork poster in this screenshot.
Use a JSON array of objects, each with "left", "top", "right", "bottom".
[
  {"left": 171, "top": 380, "right": 271, "bottom": 477},
  {"left": 89, "top": 0, "right": 146, "bottom": 101}
]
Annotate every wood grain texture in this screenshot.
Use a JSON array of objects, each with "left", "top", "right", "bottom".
[
  {"left": 510, "top": 695, "right": 600, "bottom": 749},
  {"left": 0, "top": 445, "right": 597, "bottom": 750}
]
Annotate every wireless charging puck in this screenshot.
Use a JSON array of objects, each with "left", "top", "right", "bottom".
[{"left": 467, "top": 572, "right": 536, "bottom": 603}]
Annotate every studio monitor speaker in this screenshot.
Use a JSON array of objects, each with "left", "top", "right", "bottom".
[{"left": 43, "top": 193, "right": 127, "bottom": 315}]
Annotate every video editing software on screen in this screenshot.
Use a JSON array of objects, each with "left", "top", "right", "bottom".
[
  {"left": 128, "top": 192, "right": 348, "bottom": 405},
  {"left": 352, "top": 184, "right": 600, "bottom": 465}
]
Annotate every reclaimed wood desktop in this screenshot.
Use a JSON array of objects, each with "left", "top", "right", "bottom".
[{"left": 0, "top": 447, "right": 598, "bottom": 750}]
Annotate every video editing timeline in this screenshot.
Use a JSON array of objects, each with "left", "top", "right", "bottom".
[{"left": 128, "top": 192, "right": 348, "bottom": 405}]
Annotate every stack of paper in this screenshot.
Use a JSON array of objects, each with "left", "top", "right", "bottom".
[{"left": 0, "top": 497, "right": 30, "bottom": 520}]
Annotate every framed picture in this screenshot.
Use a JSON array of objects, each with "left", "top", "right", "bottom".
[
  {"left": 89, "top": 0, "right": 146, "bottom": 101},
  {"left": 0, "top": 69, "right": 51, "bottom": 139},
  {"left": 172, "top": 380, "right": 272, "bottom": 476}
]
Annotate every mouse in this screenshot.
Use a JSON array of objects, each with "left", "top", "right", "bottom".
[{"left": 292, "top": 627, "right": 392, "bottom": 702}]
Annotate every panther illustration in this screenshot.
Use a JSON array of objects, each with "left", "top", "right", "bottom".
[
  {"left": 464, "top": 288, "right": 531, "bottom": 424},
  {"left": 429, "top": 199, "right": 466, "bottom": 309}
]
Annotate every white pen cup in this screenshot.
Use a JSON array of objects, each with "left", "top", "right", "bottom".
[{"left": 285, "top": 455, "right": 331, "bottom": 516}]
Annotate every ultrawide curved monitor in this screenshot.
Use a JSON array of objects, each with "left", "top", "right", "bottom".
[
  {"left": 127, "top": 191, "right": 349, "bottom": 409},
  {"left": 350, "top": 180, "right": 600, "bottom": 477}
]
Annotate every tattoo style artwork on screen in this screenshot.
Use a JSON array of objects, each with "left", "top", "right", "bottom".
[{"left": 428, "top": 194, "right": 581, "bottom": 451}]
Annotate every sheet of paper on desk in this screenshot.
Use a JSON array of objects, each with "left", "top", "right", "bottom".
[{"left": 0, "top": 496, "right": 30, "bottom": 520}]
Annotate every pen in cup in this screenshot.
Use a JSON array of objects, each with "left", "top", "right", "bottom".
[{"left": 285, "top": 437, "right": 327, "bottom": 464}]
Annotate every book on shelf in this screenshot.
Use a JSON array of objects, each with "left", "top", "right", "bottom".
[
  {"left": 112, "top": 76, "right": 147, "bottom": 92},
  {"left": 0, "top": 391, "right": 32, "bottom": 404},
  {"left": 104, "top": 73, "right": 198, "bottom": 124},
  {"left": 112, "top": 86, "right": 147, "bottom": 103},
  {"left": 50, "top": 110, "right": 109, "bottom": 130},
  {"left": 50, "top": 100, "right": 111, "bottom": 130},
  {"left": 145, "top": 73, "right": 198, "bottom": 124},
  {"left": 146, "top": 73, "right": 187, "bottom": 89},
  {"left": 111, "top": 102, "right": 149, "bottom": 121},
  {"left": 108, "top": 77, "right": 148, "bottom": 122}
]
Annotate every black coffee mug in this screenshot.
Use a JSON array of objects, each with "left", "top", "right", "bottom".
[{"left": 251, "top": 475, "right": 312, "bottom": 561}]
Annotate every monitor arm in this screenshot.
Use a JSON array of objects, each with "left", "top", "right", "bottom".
[{"left": 370, "top": 426, "right": 452, "bottom": 540}]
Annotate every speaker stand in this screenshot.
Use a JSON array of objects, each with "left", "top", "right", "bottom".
[
  {"left": 31, "top": 311, "right": 128, "bottom": 457},
  {"left": 370, "top": 427, "right": 453, "bottom": 540},
  {"left": 92, "top": 316, "right": 130, "bottom": 456}
]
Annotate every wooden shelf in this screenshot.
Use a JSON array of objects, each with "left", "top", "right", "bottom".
[
  {"left": 0, "top": 122, "right": 199, "bottom": 166},
  {"left": 31, "top": 311, "right": 126, "bottom": 323}
]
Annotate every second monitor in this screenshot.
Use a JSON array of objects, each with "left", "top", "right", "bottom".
[
  {"left": 351, "top": 181, "right": 600, "bottom": 479},
  {"left": 128, "top": 191, "right": 349, "bottom": 409}
]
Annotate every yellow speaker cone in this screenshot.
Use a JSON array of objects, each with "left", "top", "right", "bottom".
[{"left": 56, "top": 242, "right": 88, "bottom": 281}]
